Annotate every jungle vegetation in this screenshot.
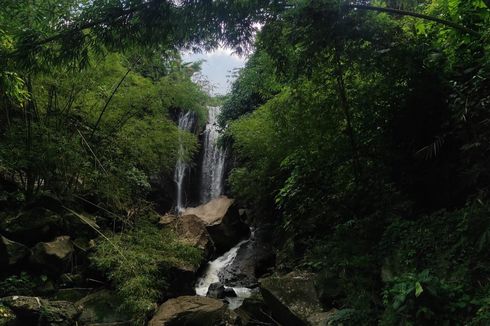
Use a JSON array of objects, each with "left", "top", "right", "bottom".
[{"left": 1, "top": 0, "right": 490, "bottom": 325}]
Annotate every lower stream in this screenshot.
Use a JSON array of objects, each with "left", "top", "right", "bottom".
[{"left": 195, "top": 238, "right": 254, "bottom": 309}]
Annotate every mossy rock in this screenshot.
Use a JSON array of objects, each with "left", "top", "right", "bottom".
[
  {"left": 0, "top": 304, "right": 15, "bottom": 326},
  {"left": 76, "top": 290, "right": 131, "bottom": 325},
  {"left": 259, "top": 271, "right": 325, "bottom": 326},
  {"left": 51, "top": 288, "right": 93, "bottom": 303},
  {"left": 0, "top": 296, "right": 79, "bottom": 326}
]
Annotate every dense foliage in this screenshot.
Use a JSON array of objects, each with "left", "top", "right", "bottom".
[
  {"left": 2, "top": 0, "right": 490, "bottom": 325},
  {"left": 1, "top": 2, "right": 211, "bottom": 324},
  {"left": 223, "top": 0, "right": 490, "bottom": 324}
]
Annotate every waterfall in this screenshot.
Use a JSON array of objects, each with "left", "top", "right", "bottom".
[
  {"left": 195, "top": 239, "right": 253, "bottom": 309},
  {"left": 200, "top": 106, "right": 227, "bottom": 203},
  {"left": 174, "top": 111, "right": 195, "bottom": 213}
]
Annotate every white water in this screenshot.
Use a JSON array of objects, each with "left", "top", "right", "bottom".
[
  {"left": 195, "top": 239, "right": 253, "bottom": 309},
  {"left": 194, "top": 106, "right": 253, "bottom": 309},
  {"left": 199, "top": 106, "right": 227, "bottom": 203},
  {"left": 173, "top": 111, "right": 195, "bottom": 213}
]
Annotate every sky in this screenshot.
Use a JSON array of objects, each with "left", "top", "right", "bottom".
[{"left": 182, "top": 48, "right": 246, "bottom": 95}]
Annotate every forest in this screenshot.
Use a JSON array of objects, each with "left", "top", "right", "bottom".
[{"left": 1, "top": 0, "right": 490, "bottom": 325}]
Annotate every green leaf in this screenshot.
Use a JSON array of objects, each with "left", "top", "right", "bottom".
[{"left": 415, "top": 281, "right": 424, "bottom": 297}]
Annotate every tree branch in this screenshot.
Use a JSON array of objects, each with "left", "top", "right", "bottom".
[
  {"left": 90, "top": 67, "right": 132, "bottom": 140},
  {"left": 16, "top": 1, "right": 154, "bottom": 51},
  {"left": 347, "top": 4, "right": 480, "bottom": 37}
]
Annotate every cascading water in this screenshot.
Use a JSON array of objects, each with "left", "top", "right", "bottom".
[
  {"left": 173, "top": 111, "right": 195, "bottom": 213},
  {"left": 195, "top": 239, "right": 253, "bottom": 309},
  {"left": 192, "top": 106, "right": 254, "bottom": 309},
  {"left": 199, "top": 106, "right": 227, "bottom": 203}
]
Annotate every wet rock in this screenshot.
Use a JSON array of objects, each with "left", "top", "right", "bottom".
[
  {"left": 30, "top": 236, "right": 74, "bottom": 274},
  {"left": 223, "top": 288, "right": 237, "bottom": 298},
  {"left": 259, "top": 271, "right": 325, "bottom": 326},
  {"left": 219, "top": 226, "right": 275, "bottom": 287},
  {"left": 206, "top": 282, "right": 225, "bottom": 299},
  {"left": 0, "top": 296, "right": 79, "bottom": 326},
  {"left": 76, "top": 290, "right": 131, "bottom": 325},
  {"left": 183, "top": 196, "right": 249, "bottom": 254},
  {"left": 148, "top": 296, "right": 227, "bottom": 326},
  {"left": 0, "top": 235, "right": 30, "bottom": 265}
]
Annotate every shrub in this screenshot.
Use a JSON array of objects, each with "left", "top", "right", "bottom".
[
  {"left": 90, "top": 219, "right": 202, "bottom": 325},
  {"left": 381, "top": 270, "right": 469, "bottom": 325}
]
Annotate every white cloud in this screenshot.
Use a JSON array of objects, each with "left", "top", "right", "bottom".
[{"left": 182, "top": 47, "right": 246, "bottom": 95}]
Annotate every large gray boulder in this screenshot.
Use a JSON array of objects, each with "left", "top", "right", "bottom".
[
  {"left": 148, "top": 296, "right": 228, "bottom": 326},
  {"left": 0, "top": 296, "right": 79, "bottom": 326},
  {"left": 0, "top": 235, "right": 30, "bottom": 265},
  {"left": 182, "top": 196, "right": 249, "bottom": 254},
  {"left": 30, "top": 236, "right": 74, "bottom": 274},
  {"left": 259, "top": 272, "right": 327, "bottom": 326}
]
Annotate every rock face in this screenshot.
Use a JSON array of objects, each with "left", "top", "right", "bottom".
[
  {"left": 206, "top": 282, "right": 225, "bottom": 299},
  {"left": 235, "top": 293, "right": 274, "bottom": 326},
  {"left": 30, "top": 236, "right": 74, "bottom": 274},
  {"left": 158, "top": 214, "right": 215, "bottom": 297},
  {"left": 182, "top": 196, "right": 249, "bottom": 254},
  {"left": 219, "top": 225, "right": 275, "bottom": 288},
  {"left": 76, "top": 290, "right": 131, "bottom": 325},
  {"left": 169, "top": 214, "right": 215, "bottom": 259},
  {"left": 148, "top": 296, "right": 227, "bottom": 326},
  {"left": 0, "top": 296, "right": 79, "bottom": 326},
  {"left": 259, "top": 272, "right": 326, "bottom": 326},
  {"left": 0, "top": 235, "right": 30, "bottom": 265}
]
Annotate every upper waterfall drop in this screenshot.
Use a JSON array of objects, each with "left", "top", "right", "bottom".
[
  {"left": 174, "top": 111, "right": 195, "bottom": 213},
  {"left": 200, "top": 106, "right": 227, "bottom": 203}
]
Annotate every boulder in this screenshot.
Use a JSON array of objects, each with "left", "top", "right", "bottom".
[
  {"left": 149, "top": 296, "right": 230, "bottom": 326},
  {"left": 0, "top": 207, "right": 97, "bottom": 247},
  {"left": 0, "top": 296, "right": 79, "bottom": 326},
  {"left": 259, "top": 272, "right": 325, "bottom": 326},
  {"left": 235, "top": 293, "right": 273, "bottom": 326},
  {"left": 164, "top": 264, "right": 199, "bottom": 298},
  {"left": 76, "top": 290, "right": 131, "bottom": 325},
  {"left": 159, "top": 214, "right": 177, "bottom": 226},
  {"left": 206, "top": 282, "right": 225, "bottom": 299},
  {"left": 30, "top": 236, "right": 74, "bottom": 274},
  {"left": 0, "top": 235, "right": 30, "bottom": 265},
  {"left": 182, "top": 196, "right": 250, "bottom": 254},
  {"left": 171, "top": 214, "right": 215, "bottom": 259},
  {"left": 223, "top": 288, "right": 237, "bottom": 298},
  {"left": 51, "top": 288, "right": 94, "bottom": 302},
  {"left": 158, "top": 215, "right": 214, "bottom": 297},
  {"left": 0, "top": 208, "right": 63, "bottom": 245},
  {"left": 219, "top": 225, "right": 275, "bottom": 288}
]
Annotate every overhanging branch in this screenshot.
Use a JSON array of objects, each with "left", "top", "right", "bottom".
[{"left": 347, "top": 4, "right": 480, "bottom": 37}]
